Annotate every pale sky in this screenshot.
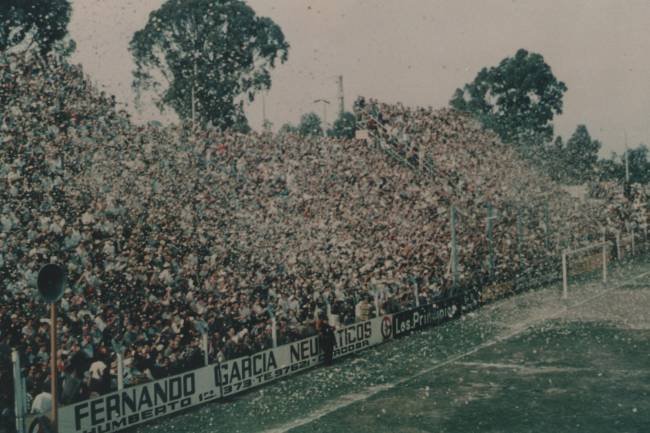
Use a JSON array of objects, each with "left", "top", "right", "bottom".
[{"left": 68, "top": 0, "right": 650, "bottom": 156}]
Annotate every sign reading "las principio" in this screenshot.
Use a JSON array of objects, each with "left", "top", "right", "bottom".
[
  {"left": 58, "top": 316, "right": 390, "bottom": 433},
  {"left": 392, "top": 301, "right": 458, "bottom": 337}
]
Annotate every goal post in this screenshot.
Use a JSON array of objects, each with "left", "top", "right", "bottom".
[
  {"left": 561, "top": 241, "right": 611, "bottom": 299},
  {"left": 617, "top": 233, "right": 635, "bottom": 260}
]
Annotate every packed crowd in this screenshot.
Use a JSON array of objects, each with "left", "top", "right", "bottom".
[
  {"left": 1, "top": 53, "right": 648, "bottom": 425},
  {"left": 354, "top": 97, "right": 648, "bottom": 276}
]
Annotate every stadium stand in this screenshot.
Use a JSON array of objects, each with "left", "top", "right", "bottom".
[{"left": 1, "top": 53, "right": 648, "bottom": 427}]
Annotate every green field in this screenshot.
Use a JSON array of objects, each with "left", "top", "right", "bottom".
[{"left": 137, "top": 257, "right": 650, "bottom": 433}]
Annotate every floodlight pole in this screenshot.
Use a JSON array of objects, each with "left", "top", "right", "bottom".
[
  {"left": 337, "top": 75, "right": 344, "bottom": 117},
  {"left": 624, "top": 131, "right": 630, "bottom": 182},
  {"left": 50, "top": 303, "right": 58, "bottom": 431}
]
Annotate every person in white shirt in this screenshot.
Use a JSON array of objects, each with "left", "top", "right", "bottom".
[
  {"left": 30, "top": 386, "right": 52, "bottom": 415},
  {"left": 30, "top": 384, "right": 55, "bottom": 432},
  {"left": 355, "top": 298, "right": 370, "bottom": 322},
  {"left": 89, "top": 359, "right": 107, "bottom": 380}
]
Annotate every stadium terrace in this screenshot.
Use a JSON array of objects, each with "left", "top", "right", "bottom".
[{"left": 0, "top": 52, "right": 648, "bottom": 433}]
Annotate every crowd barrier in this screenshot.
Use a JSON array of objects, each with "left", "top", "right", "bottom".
[{"left": 14, "top": 229, "right": 649, "bottom": 433}]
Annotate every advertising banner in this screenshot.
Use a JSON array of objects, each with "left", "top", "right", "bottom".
[
  {"left": 392, "top": 302, "right": 457, "bottom": 338},
  {"left": 58, "top": 316, "right": 390, "bottom": 432},
  {"left": 58, "top": 367, "right": 220, "bottom": 433},
  {"left": 216, "top": 316, "right": 388, "bottom": 397}
]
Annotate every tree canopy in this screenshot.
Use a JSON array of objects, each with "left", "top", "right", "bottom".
[
  {"left": 277, "top": 123, "right": 297, "bottom": 136},
  {"left": 130, "top": 0, "right": 289, "bottom": 130},
  {"left": 450, "top": 49, "right": 567, "bottom": 145},
  {"left": 627, "top": 144, "right": 650, "bottom": 184},
  {"left": 328, "top": 111, "right": 357, "bottom": 139},
  {"left": 298, "top": 112, "right": 323, "bottom": 137},
  {"left": 563, "top": 125, "right": 601, "bottom": 184},
  {"left": 0, "top": 0, "right": 73, "bottom": 57},
  {"left": 538, "top": 136, "right": 567, "bottom": 182},
  {"left": 598, "top": 144, "right": 650, "bottom": 184}
]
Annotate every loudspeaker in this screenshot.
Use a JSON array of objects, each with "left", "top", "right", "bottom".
[{"left": 37, "top": 264, "right": 65, "bottom": 303}]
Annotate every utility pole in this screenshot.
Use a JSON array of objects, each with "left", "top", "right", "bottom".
[
  {"left": 624, "top": 130, "right": 630, "bottom": 182},
  {"left": 337, "top": 75, "right": 344, "bottom": 117}
]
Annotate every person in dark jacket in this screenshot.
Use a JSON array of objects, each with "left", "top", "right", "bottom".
[{"left": 318, "top": 317, "right": 336, "bottom": 367}]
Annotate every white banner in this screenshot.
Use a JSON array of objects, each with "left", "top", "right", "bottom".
[
  {"left": 57, "top": 367, "right": 220, "bottom": 433},
  {"left": 217, "top": 316, "right": 388, "bottom": 397},
  {"left": 58, "top": 316, "right": 391, "bottom": 433}
]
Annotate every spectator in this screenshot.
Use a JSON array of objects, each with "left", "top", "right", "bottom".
[
  {"left": 30, "top": 384, "right": 51, "bottom": 416},
  {"left": 355, "top": 298, "right": 371, "bottom": 322},
  {"left": 318, "top": 317, "right": 336, "bottom": 367},
  {"left": 0, "top": 52, "right": 646, "bottom": 410}
]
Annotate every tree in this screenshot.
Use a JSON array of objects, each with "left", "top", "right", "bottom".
[
  {"left": 597, "top": 145, "right": 650, "bottom": 184},
  {"left": 564, "top": 125, "right": 601, "bottom": 184},
  {"left": 328, "top": 111, "right": 357, "bottom": 139},
  {"left": 543, "top": 135, "right": 567, "bottom": 182},
  {"left": 0, "top": 0, "right": 73, "bottom": 57},
  {"left": 627, "top": 144, "right": 650, "bottom": 184},
  {"left": 278, "top": 123, "right": 297, "bottom": 136},
  {"left": 450, "top": 49, "right": 567, "bottom": 145},
  {"left": 130, "top": 0, "right": 289, "bottom": 130},
  {"left": 298, "top": 112, "right": 322, "bottom": 137},
  {"left": 615, "top": 145, "right": 650, "bottom": 184},
  {"left": 597, "top": 152, "right": 624, "bottom": 182}
]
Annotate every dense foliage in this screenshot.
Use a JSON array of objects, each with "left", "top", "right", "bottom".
[
  {"left": 0, "top": 0, "right": 73, "bottom": 57},
  {"left": 328, "top": 112, "right": 357, "bottom": 139},
  {"left": 130, "top": 0, "right": 289, "bottom": 130},
  {"left": 450, "top": 49, "right": 567, "bottom": 146},
  {"left": 297, "top": 112, "right": 322, "bottom": 137}
]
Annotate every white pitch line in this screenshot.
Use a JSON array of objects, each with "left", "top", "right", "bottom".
[{"left": 260, "top": 270, "right": 650, "bottom": 433}]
